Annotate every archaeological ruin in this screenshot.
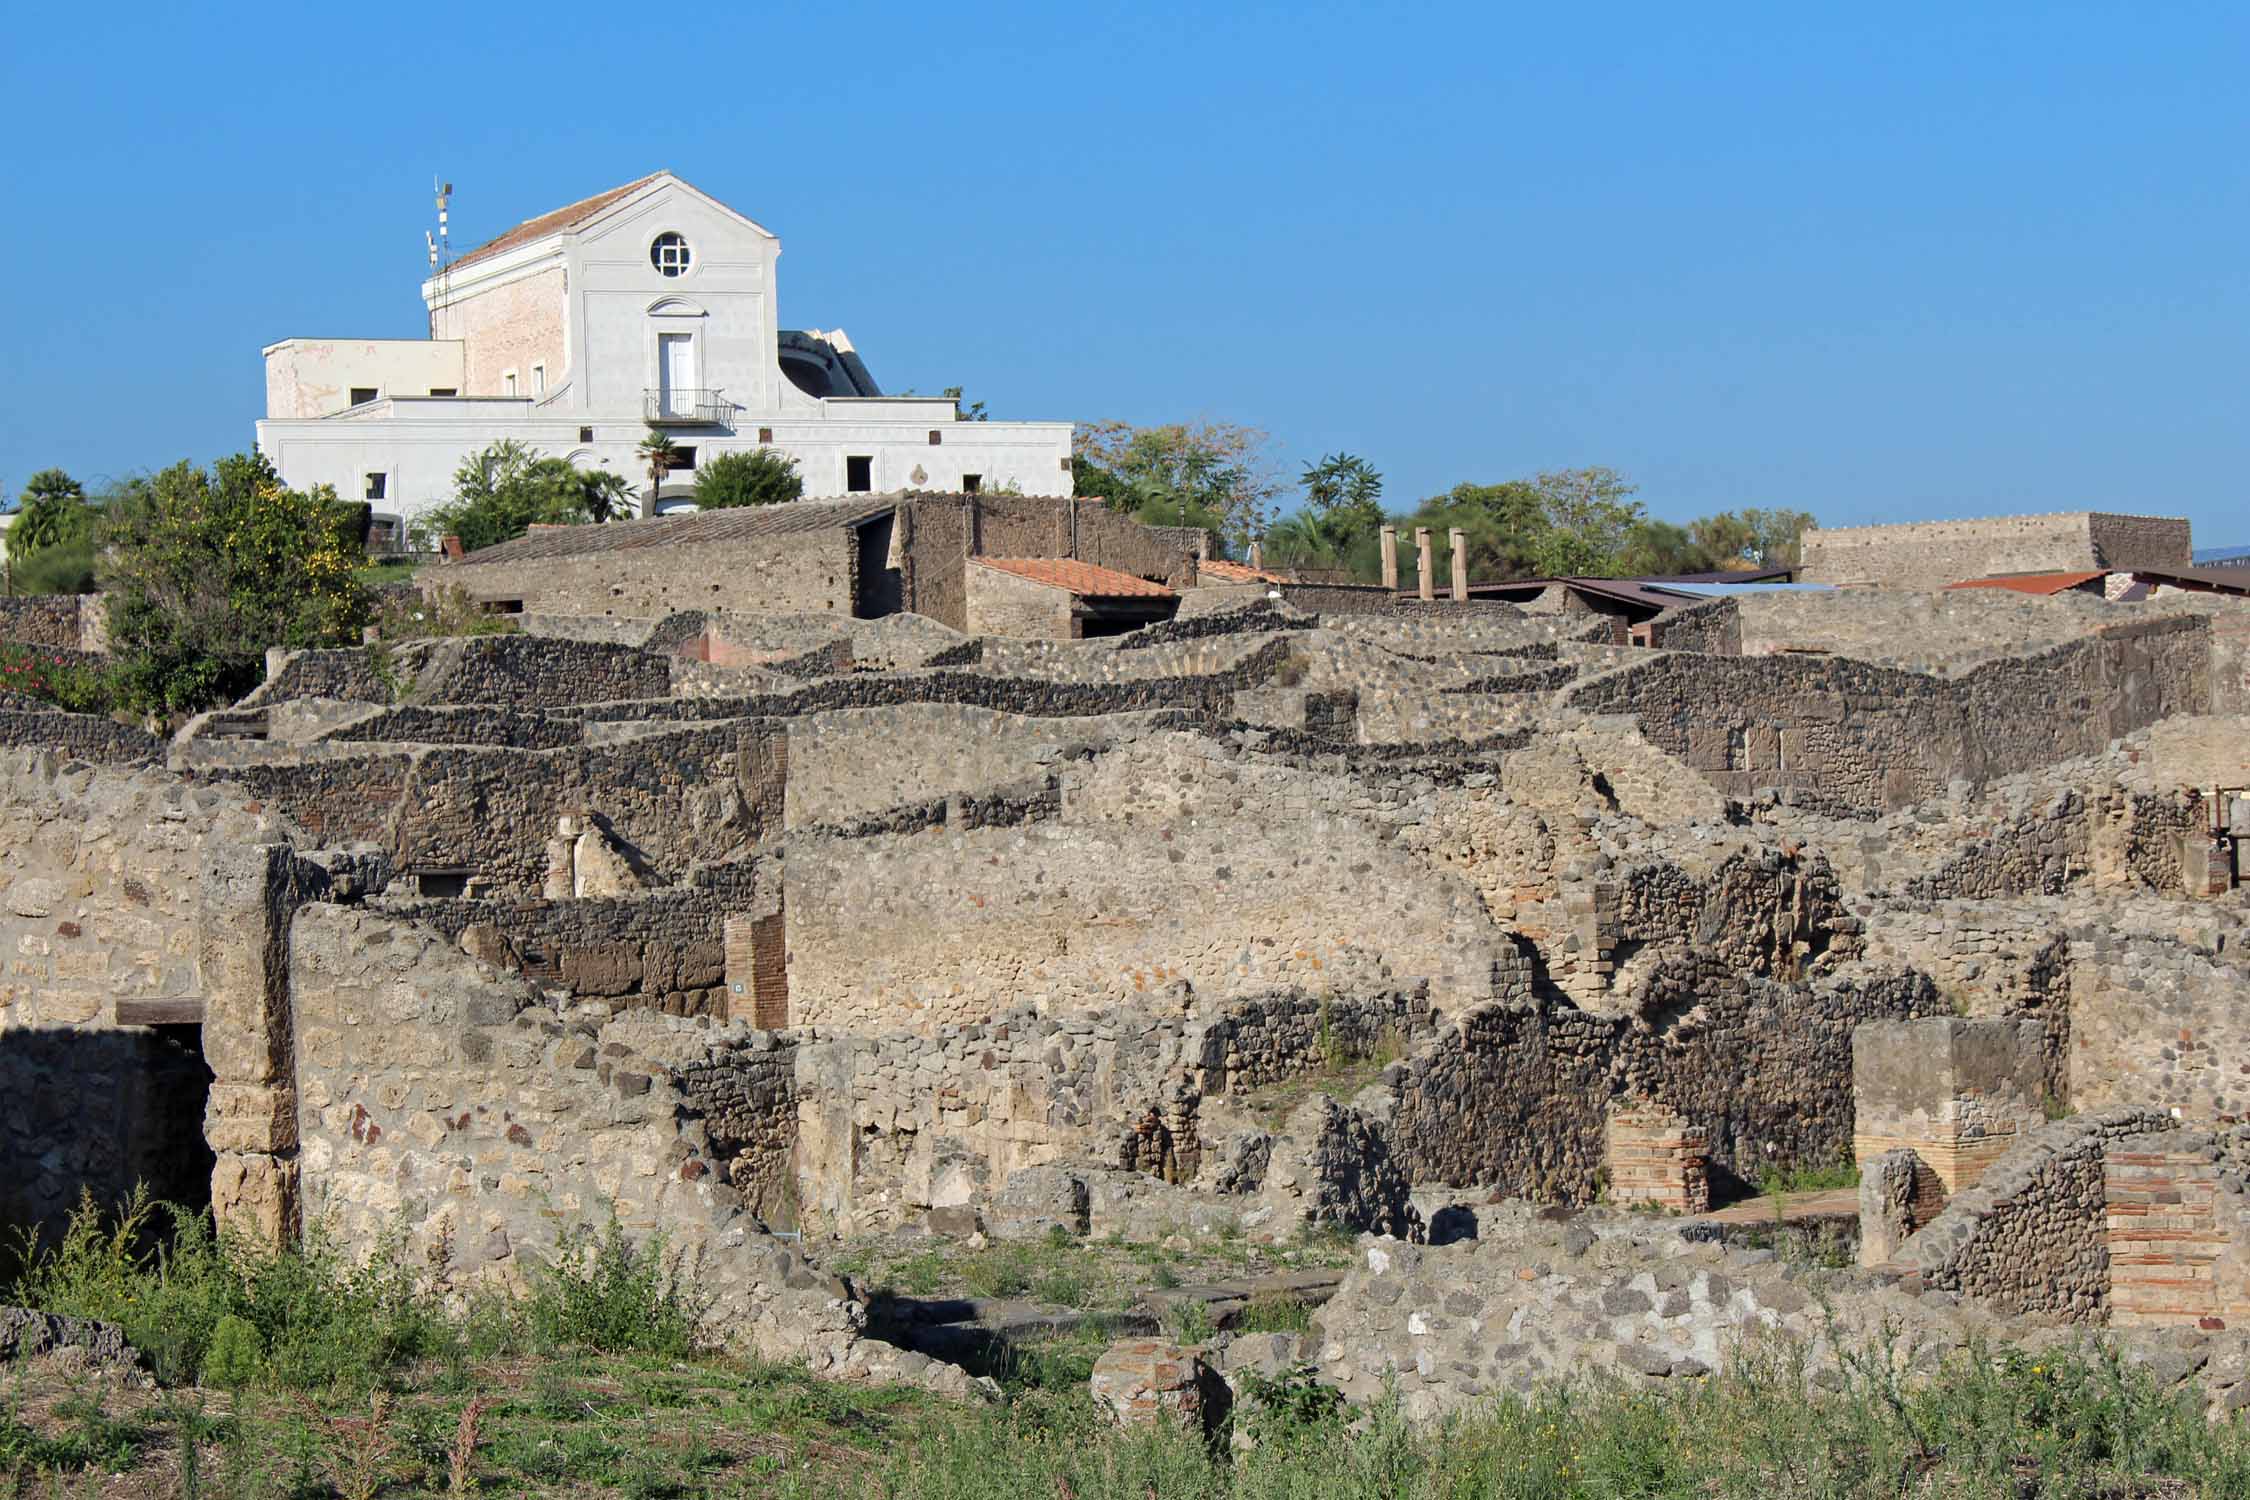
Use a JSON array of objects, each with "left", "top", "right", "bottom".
[{"left": 4, "top": 552, "right": 2249, "bottom": 1412}]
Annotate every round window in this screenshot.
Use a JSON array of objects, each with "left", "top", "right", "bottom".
[{"left": 651, "top": 232, "right": 692, "bottom": 277}]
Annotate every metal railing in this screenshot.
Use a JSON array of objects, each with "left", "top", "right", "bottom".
[{"left": 643, "top": 387, "right": 731, "bottom": 424}]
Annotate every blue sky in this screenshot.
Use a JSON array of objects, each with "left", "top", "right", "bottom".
[{"left": 2, "top": 2, "right": 2243, "bottom": 541}]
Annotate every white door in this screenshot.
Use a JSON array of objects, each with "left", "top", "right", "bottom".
[{"left": 660, "top": 333, "right": 695, "bottom": 415}]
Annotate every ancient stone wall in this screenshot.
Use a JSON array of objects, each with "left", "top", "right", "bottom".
[
  {"left": 394, "top": 635, "right": 673, "bottom": 708},
  {"left": 1898, "top": 1109, "right": 2170, "bottom": 1319},
  {"left": 1799, "top": 512, "right": 2190, "bottom": 589},
  {"left": 1642, "top": 598, "right": 1740, "bottom": 654},
  {"left": 0, "top": 711, "right": 162, "bottom": 765},
  {"left": 2107, "top": 1128, "right": 2250, "bottom": 1331},
  {"left": 446, "top": 527, "right": 859, "bottom": 620},
  {"left": 2068, "top": 934, "right": 2250, "bottom": 1121},
  {"left": 793, "top": 989, "right": 1438, "bottom": 1234},
  {"left": 1382, "top": 969, "right": 1942, "bottom": 1203},
  {"left": 0, "top": 755, "right": 309, "bottom": 1240},
  {"left": 0, "top": 597, "right": 90, "bottom": 650},
  {"left": 239, "top": 649, "right": 392, "bottom": 708},
  {"left": 201, "top": 722, "right": 785, "bottom": 895},
  {"left": 1564, "top": 617, "right": 2210, "bottom": 810}
]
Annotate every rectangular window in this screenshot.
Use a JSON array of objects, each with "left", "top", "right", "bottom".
[
  {"left": 579, "top": 426, "right": 595, "bottom": 444},
  {"left": 531, "top": 364, "right": 546, "bottom": 396},
  {"left": 928, "top": 430, "right": 943, "bottom": 446},
  {"left": 503, "top": 371, "right": 518, "bottom": 396},
  {"left": 428, "top": 387, "right": 457, "bottom": 397},
  {"left": 846, "top": 455, "right": 873, "bottom": 492},
  {"left": 757, "top": 427, "right": 773, "bottom": 444},
  {"left": 363, "top": 473, "right": 387, "bottom": 502},
  {"left": 670, "top": 446, "right": 697, "bottom": 471},
  {"left": 349, "top": 387, "right": 378, "bottom": 406},
  {"left": 962, "top": 474, "right": 983, "bottom": 495}
]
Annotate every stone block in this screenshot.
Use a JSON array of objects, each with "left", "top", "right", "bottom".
[{"left": 989, "top": 1165, "right": 1091, "bottom": 1240}]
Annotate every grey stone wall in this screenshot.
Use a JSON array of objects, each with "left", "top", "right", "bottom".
[
  {"left": 0, "top": 711, "right": 162, "bottom": 765},
  {"left": 1383, "top": 968, "right": 1943, "bottom": 1203},
  {"left": 444, "top": 527, "right": 858, "bottom": 620},
  {"left": 1898, "top": 1109, "right": 2171, "bottom": 1317},
  {"left": 0, "top": 597, "right": 89, "bottom": 650}
]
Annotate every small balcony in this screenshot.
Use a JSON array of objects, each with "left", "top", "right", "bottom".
[{"left": 643, "top": 387, "right": 731, "bottom": 425}]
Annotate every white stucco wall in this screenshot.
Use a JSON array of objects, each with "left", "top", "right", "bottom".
[{"left": 258, "top": 174, "right": 1076, "bottom": 524}]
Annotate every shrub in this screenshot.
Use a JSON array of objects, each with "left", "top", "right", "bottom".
[
  {"left": 7, "top": 533, "right": 95, "bottom": 594},
  {"left": 201, "top": 1313, "right": 264, "bottom": 1389},
  {"left": 525, "top": 1217, "right": 707, "bottom": 1356},
  {"left": 371, "top": 582, "right": 517, "bottom": 642},
  {"left": 1237, "top": 1291, "right": 1313, "bottom": 1334},
  {"left": 694, "top": 449, "right": 803, "bottom": 510},
  {"left": 0, "top": 644, "right": 115, "bottom": 714}
]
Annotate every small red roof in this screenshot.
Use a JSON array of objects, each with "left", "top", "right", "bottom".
[
  {"left": 1945, "top": 570, "right": 2109, "bottom": 596},
  {"left": 972, "top": 557, "right": 1175, "bottom": 598},
  {"left": 1199, "top": 559, "right": 1285, "bottom": 585},
  {"left": 448, "top": 174, "right": 664, "bottom": 273}
]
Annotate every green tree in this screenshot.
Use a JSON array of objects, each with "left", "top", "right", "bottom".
[
  {"left": 1617, "top": 519, "right": 1718, "bottom": 578},
  {"left": 1271, "top": 453, "right": 1386, "bottom": 572},
  {"left": 695, "top": 449, "right": 804, "bottom": 509},
  {"left": 1074, "top": 420, "right": 1281, "bottom": 550},
  {"left": 413, "top": 443, "right": 625, "bottom": 551},
  {"left": 636, "top": 429, "right": 681, "bottom": 517},
  {"left": 99, "top": 452, "right": 371, "bottom": 715},
  {"left": 7, "top": 470, "right": 94, "bottom": 561},
  {"left": 1523, "top": 466, "right": 1644, "bottom": 576},
  {"left": 943, "top": 386, "right": 987, "bottom": 422}
]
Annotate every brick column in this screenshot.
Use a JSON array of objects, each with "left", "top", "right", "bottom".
[
  {"left": 725, "top": 912, "right": 790, "bottom": 1029},
  {"left": 1449, "top": 528, "right": 1469, "bottom": 602},
  {"left": 1415, "top": 529, "right": 1434, "bottom": 602},
  {"left": 2106, "top": 1133, "right": 2250, "bottom": 1330},
  {"left": 1606, "top": 1101, "right": 1709, "bottom": 1213}
]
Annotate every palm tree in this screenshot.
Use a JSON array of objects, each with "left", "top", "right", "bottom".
[
  {"left": 580, "top": 470, "right": 632, "bottom": 524},
  {"left": 635, "top": 429, "right": 680, "bottom": 519}
]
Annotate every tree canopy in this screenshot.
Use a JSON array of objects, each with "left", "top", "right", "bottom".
[
  {"left": 695, "top": 449, "right": 804, "bottom": 509},
  {"left": 413, "top": 442, "right": 628, "bottom": 552},
  {"left": 99, "top": 452, "right": 371, "bottom": 714},
  {"left": 7, "top": 470, "right": 94, "bottom": 562},
  {"left": 1074, "top": 420, "right": 1281, "bottom": 552}
]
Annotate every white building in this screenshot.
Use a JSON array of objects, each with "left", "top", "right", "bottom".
[{"left": 256, "top": 173, "right": 1074, "bottom": 540}]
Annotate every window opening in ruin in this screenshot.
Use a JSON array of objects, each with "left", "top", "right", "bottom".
[
  {"left": 651, "top": 231, "right": 692, "bottom": 277},
  {"left": 349, "top": 387, "right": 378, "bottom": 406},
  {"left": 962, "top": 474, "right": 982, "bottom": 494},
  {"left": 482, "top": 599, "right": 525, "bottom": 615},
  {"left": 363, "top": 472, "right": 387, "bottom": 502},
  {"left": 1728, "top": 726, "right": 1748, "bottom": 771},
  {"left": 415, "top": 870, "right": 471, "bottom": 898},
  {"left": 579, "top": 426, "right": 595, "bottom": 444},
  {"left": 1776, "top": 730, "right": 1788, "bottom": 773},
  {"left": 846, "top": 455, "right": 873, "bottom": 492}
]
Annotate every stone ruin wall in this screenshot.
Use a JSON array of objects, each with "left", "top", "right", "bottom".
[
  {"left": 1565, "top": 615, "right": 2210, "bottom": 811},
  {"left": 1799, "top": 511, "right": 2191, "bottom": 589},
  {"left": 0, "top": 755, "right": 292, "bottom": 1240}
]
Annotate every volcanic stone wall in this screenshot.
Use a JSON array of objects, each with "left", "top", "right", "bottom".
[
  {"left": 1564, "top": 616, "right": 2210, "bottom": 810},
  {"left": 0, "top": 711, "right": 161, "bottom": 764},
  {"left": 1383, "top": 968, "right": 1944, "bottom": 1203},
  {"left": 1799, "top": 512, "right": 2190, "bottom": 589},
  {"left": 0, "top": 597, "right": 93, "bottom": 650}
]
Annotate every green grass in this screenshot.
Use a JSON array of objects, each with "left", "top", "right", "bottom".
[
  {"left": 353, "top": 559, "right": 420, "bottom": 588},
  {"left": 1754, "top": 1156, "right": 1861, "bottom": 1197}
]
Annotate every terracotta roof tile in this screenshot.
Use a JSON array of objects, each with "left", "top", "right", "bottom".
[
  {"left": 447, "top": 174, "right": 665, "bottom": 273},
  {"left": 972, "top": 557, "right": 1176, "bottom": 598},
  {"left": 451, "top": 498, "right": 894, "bottom": 566},
  {"left": 1199, "top": 559, "right": 1285, "bottom": 584},
  {"left": 1944, "top": 570, "right": 2108, "bottom": 595}
]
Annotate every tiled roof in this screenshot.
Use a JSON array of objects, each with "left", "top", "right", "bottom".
[
  {"left": 1944, "top": 571, "right": 2109, "bottom": 595},
  {"left": 972, "top": 557, "right": 1176, "bottom": 598},
  {"left": 448, "top": 174, "right": 665, "bottom": 273},
  {"left": 1199, "top": 559, "right": 1285, "bottom": 585},
  {"left": 451, "top": 499, "right": 895, "bottom": 566}
]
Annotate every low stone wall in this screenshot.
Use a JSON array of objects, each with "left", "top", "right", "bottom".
[
  {"left": 0, "top": 711, "right": 162, "bottom": 765},
  {"left": 1643, "top": 597, "right": 1740, "bottom": 655},
  {"left": 396, "top": 635, "right": 672, "bottom": 709},
  {"left": 1897, "top": 1109, "right": 2170, "bottom": 1319}
]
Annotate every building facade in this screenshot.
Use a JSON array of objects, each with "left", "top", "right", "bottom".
[{"left": 256, "top": 174, "right": 1074, "bottom": 539}]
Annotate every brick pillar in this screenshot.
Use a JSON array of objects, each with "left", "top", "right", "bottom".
[
  {"left": 1248, "top": 540, "right": 1264, "bottom": 572},
  {"left": 1415, "top": 529, "right": 1434, "bottom": 602},
  {"left": 1379, "top": 527, "right": 1398, "bottom": 591},
  {"left": 1449, "top": 528, "right": 1468, "bottom": 602},
  {"left": 725, "top": 912, "right": 790, "bottom": 1029},
  {"left": 2106, "top": 1133, "right": 2250, "bottom": 1330},
  {"left": 201, "top": 845, "right": 309, "bottom": 1248},
  {"left": 1606, "top": 1101, "right": 1709, "bottom": 1213},
  {"left": 1852, "top": 1017, "right": 2045, "bottom": 1196}
]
